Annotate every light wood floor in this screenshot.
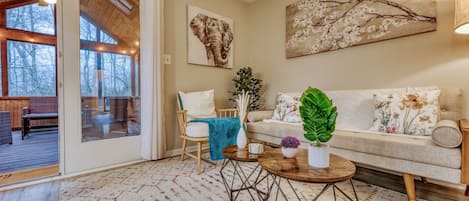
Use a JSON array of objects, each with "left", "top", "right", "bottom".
[{"left": 0, "top": 131, "right": 58, "bottom": 173}]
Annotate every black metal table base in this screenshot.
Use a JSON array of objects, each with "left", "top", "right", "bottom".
[
  {"left": 259, "top": 169, "right": 359, "bottom": 201},
  {"left": 220, "top": 159, "right": 269, "bottom": 201}
]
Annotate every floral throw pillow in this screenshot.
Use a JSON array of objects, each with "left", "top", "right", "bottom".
[
  {"left": 272, "top": 93, "right": 302, "bottom": 123},
  {"left": 370, "top": 90, "right": 440, "bottom": 135}
]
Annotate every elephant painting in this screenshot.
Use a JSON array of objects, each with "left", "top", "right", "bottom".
[{"left": 188, "top": 6, "right": 233, "bottom": 68}]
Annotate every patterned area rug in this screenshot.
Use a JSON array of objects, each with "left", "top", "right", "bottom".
[{"left": 60, "top": 156, "right": 424, "bottom": 201}]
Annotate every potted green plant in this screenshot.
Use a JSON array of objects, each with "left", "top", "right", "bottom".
[
  {"left": 299, "top": 87, "right": 338, "bottom": 168},
  {"left": 230, "top": 67, "right": 263, "bottom": 111}
]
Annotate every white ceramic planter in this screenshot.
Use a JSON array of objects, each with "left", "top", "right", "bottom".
[
  {"left": 236, "top": 126, "right": 247, "bottom": 149},
  {"left": 308, "top": 143, "right": 330, "bottom": 168},
  {"left": 281, "top": 147, "right": 298, "bottom": 158}
]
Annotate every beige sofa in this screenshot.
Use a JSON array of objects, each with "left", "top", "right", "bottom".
[{"left": 247, "top": 87, "right": 467, "bottom": 201}]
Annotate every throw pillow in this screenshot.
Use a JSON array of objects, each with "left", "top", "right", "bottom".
[
  {"left": 370, "top": 90, "right": 440, "bottom": 135},
  {"left": 272, "top": 93, "right": 302, "bottom": 123},
  {"left": 432, "top": 120, "right": 462, "bottom": 148},
  {"left": 179, "top": 89, "right": 217, "bottom": 121}
]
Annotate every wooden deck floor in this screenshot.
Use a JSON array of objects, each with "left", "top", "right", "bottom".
[{"left": 0, "top": 131, "right": 58, "bottom": 173}]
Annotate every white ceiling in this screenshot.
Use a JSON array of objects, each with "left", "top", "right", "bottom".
[{"left": 239, "top": 0, "right": 257, "bottom": 4}]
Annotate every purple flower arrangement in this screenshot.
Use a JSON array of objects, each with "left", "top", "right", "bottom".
[{"left": 280, "top": 136, "right": 300, "bottom": 148}]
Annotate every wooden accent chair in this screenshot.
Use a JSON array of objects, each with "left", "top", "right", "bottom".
[{"left": 176, "top": 96, "right": 237, "bottom": 174}]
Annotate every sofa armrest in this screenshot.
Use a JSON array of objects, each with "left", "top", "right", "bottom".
[
  {"left": 460, "top": 119, "right": 469, "bottom": 184},
  {"left": 247, "top": 110, "right": 274, "bottom": 122},
  {"left": 22, "top": 107, "right": 31, "bottom": 115}
]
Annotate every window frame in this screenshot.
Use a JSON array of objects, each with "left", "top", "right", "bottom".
[
  {"left": 0, "top": 2, "right": 57, "bottom": 97},
  {"left": 5, "top": 3, "right": 57, "bottom": 36},
  {"left": 6, "top": 39, "right": 58, "bottom": 97},
  {"left": 0, "top": 1, "right": 138, "bottom": 98}
]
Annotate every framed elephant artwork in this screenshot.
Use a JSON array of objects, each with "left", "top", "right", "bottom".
[{"left": 188, "top": 5, "right": 234, "bottom": 69}]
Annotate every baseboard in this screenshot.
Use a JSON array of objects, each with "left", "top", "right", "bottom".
[{"left": 163, "top": 144, "right": 210, "bottom": 158}]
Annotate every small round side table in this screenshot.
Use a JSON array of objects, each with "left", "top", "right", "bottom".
[
  {"left": 257, "top": 148, "right": 359, "bottom": 201},
  {"left": 220, "top": 145, "right": 272, "bottom": 201}
]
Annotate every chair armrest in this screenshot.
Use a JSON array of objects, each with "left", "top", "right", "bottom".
[
  {"left": 23, "top": 107, "right": 31, "bottom": 115},
  {"left": 216, "top": 108, "right": 238, "bottom": 118},
  {"left": 460, "top": 119, "right": 469, "bottom": 184}
]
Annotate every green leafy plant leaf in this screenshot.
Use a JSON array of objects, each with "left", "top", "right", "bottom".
[{"left": 300, "top": 87, "right": 338, "bottom": 146}]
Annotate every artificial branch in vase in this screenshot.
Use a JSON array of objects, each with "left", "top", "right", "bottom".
[{"left": 235, "top": 90, "right": 250, "bottom": 149}]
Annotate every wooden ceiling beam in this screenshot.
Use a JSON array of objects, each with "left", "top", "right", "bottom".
[
  {"left": 0, "top": 28, "right": 56, "bottom": 45},
  {"left": 0, "top": 0, "right": 38, "bottom": 9},
  {"left": 80, "top": 40, "right": 138, "bottom": 56}
]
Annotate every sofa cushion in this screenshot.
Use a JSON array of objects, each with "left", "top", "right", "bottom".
[
  {"left": 438, "top": 88, "right": 463, "bottom": 121},
  {"left": 324, "top": 88, "right": 406, "bottom": 130},
  {"left": 432, "top": 120, "right": 462, "bottom": 148},
  {"left": 247, "top": 121, "right": 461, "bottom": 169},
  {"left": 247, "top": 110, "right": 274, "bottom": 122},
  {"left": 330, "top": 148, "right": 461, "bottom": 184},
  {"left": 330, "top": 130, "right": 460, "bottom": 169},
  {"left": 282, "top": 87, "right": 462, "bottom": 129},
  {"left": 272, "top": 93, "right": 302, "bottom": 123},
  {"left": 369, "top": 90, "right": 440, "bottom": 135},
  {"left": 186, "top": 122, "right": 209, "bottom": 138}
]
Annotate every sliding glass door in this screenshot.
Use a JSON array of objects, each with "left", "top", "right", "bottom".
[{"left": 60, "top": 0, "right": 150, "bottom": 174}]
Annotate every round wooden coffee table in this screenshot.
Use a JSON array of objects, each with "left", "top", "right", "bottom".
[
  {"left": 257, "top": 148, "right": 359, "bottom": 201},
  {"left": 220, "top": 145, "right": 272, "bottom": 201}
]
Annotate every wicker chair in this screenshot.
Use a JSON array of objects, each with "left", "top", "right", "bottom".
[
  {"left": 0, "top": 111, "right": 12, "bottom": 145},
  {"left": 176, "top": 96, "right": 237, "bottom": 174}
]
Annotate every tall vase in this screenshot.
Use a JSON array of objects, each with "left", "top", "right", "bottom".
[
  {"left": 237, "top": 123, "right": 247, "bottom": 149},
  {"left": 308, "top": 143, "right": 330, "bottom": 168},
  {"left": 236, "top": 90, "right": 250, "bottom": 149}
]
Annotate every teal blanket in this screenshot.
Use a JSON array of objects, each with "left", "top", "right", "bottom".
[{"left": 190, "top": 117, "right": 240, "bottom": 160}]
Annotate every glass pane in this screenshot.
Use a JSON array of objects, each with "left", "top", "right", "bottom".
[
  {"left": 102, "top": 53, "right": 131, "bottom": 96},
  {"left": 100, "top": 31, "right": 118, "bottom": 45},
  {"left": 80, "top": 0, "right": 140, "bottom": 142},
  {"left": 80, "top": 50, "right": 99, "bottom": 96},
  {"left": 6, "top": 3, "right": 55, "bottom": 35},
  {"left": 7, "top": 40, "right": 56, "bottom": 96},
  {"left": 80, "top": 16, "right": 97, "bottom": 42}
]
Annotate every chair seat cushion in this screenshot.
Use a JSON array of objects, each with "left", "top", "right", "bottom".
[{"left": 186, "top": 122, "right": 209, "bottom": 138}]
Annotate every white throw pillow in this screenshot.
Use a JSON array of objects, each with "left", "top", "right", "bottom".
[
  {"left": 271, "top": 93, "right": 302, "bottom": 123},
  {"left": 179, "top": 89, "right": 217, "bottom": 121},
  {"left": 370, "top": 90, "right": 440, "bottom": 135}
]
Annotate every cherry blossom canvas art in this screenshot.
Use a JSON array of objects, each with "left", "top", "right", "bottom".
[{"left": 286, "top": 0, "right": 437, "bottom": 58}]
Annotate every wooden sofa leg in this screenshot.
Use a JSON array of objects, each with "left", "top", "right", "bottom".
[
  {"left": 465, "top": 185, "right": 469, "bottom": 196},
  {"left": 403, "top": 173, "right": 416, "bottom": 201}
]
